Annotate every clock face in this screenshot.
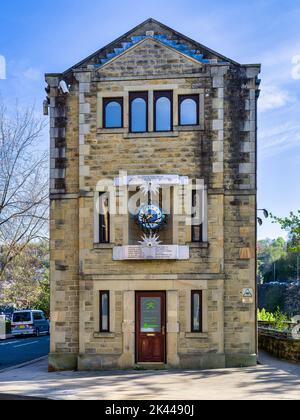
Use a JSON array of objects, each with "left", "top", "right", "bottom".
[{"left": 137, "top": 204, "right": 166, "bottom": 231}]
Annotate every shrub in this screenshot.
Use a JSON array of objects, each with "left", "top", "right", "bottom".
[
  {"left": 258, "top": 307, "right": 289, "bottom": 331},
  {"left": 258, "top": 308, "right": 275, "bottom": 322}
]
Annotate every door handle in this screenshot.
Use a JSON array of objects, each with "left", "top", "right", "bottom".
[
  {"left": 147, "top": 334, "right": 155, "bottom": 337},
  {"left": 162, "top": 326, "right": 165, "bottom": 336}
]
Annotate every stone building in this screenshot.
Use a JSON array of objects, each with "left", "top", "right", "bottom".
[{"left": 45, "top": 18, "right": 260, "bottom": 371}]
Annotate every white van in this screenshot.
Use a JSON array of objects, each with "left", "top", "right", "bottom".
[{"left": 11, "top": 310, "right": 50, "bottom": 337}]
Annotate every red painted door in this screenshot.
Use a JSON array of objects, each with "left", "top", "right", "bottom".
[{"left": 136, "top": 292, "right": 166, "bottom": 363}]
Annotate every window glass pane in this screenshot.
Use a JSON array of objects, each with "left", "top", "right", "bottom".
[
  {"left": 155, "top": 97, "right": 171, "bottom": 131},
  {"left": 180, "top": 98, "right": 197, "bottom": 125},
  {"left": 131, "top": 98, "right": 147, "bottom": 132},
  {"left": 141, "top": 297, "right": 161, "bottom": 333},
  {"left": 192, "top": 226, "right": 202, "bottom": 242},
  {"left": 101, "top": 293, "right": 109, "bottom": 331},
  {"left": 99, "top": 193, "right": 110, "bottom": 243},
  {"left": 105, "top": 101, "right": 122, "bottom": 128},
  {"left": 192, "top": 190, "right": 203, "bottom": 242},
  {"left": 13, "top": 312, "right": 31, "bottom": 323},
  {"left": 192, "top": 293, "right": 200, "bottom": 331}
]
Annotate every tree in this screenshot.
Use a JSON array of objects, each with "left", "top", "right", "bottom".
[
  {"left": 272, "top": 211, "right": 300, "bottom": 252},
  {"left": 0, "top": 241, "right": 49, "bottom": 311},
  {"left": 257, "top": 237, "right": 287, "bottom": 282},
  {"left": 0, "top": 99, "right": 48, "bottom": 280}
]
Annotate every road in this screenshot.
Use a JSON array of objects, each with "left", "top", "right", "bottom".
[{"left": 0, "top": 336, "right": 50, "bottom": 371}]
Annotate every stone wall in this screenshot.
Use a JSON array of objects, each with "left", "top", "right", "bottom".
[
  {"left": 259, "top": 333, "right": 300, "bottom": 363},
  {"left": 46, "top": 21, "right": 260, "bottom": 371}
]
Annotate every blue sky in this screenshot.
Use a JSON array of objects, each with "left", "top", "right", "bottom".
[{"left": 0, "top": 0, "right": 300, "bottom": 240}]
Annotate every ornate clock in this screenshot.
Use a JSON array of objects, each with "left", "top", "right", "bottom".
[{"left": 137, "top": 204, "right": 166, "bottom": 231}]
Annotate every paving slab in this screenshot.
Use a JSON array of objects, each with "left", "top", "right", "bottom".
[{"left": 0, "top": 352, "right": 299, "bottom": 400}]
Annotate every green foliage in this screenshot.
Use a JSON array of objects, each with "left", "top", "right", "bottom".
[
  {"left": 31, "top": 276, "right": 50, "bottom": 318},
  {"left": 0, "top": 241, "right": 49, "bottom": 313},
  {"left": 258, "top": 307, "right": 289, "bottom": 331},
  {"left": 257, "top": 237, "right": 287, "bottom": 282},
  {"left": 257, "top": 237, "right": 299, "bottom": 283},
  {"left": 258, "top": 308, "right": 275, "bottom": 322},
  {"left": 272, "top": 211, "right": 300, "bottom": 253},
  {"left": 273, "top": 307, "right": 289, "bottom": 331}
]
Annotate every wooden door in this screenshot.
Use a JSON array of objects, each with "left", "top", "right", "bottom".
[{"left": 136, "top": 292, "right": 166, "bottom": 363}]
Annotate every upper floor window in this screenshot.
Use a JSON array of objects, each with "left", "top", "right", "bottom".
[
  {"left": 191, "top": 189, "right": 203, "bottom": 243},
  {"left": 154, "top": 91, "right": 173, "bottom": 132},
  {"left": 179, "top": 95, "right": 199, "bottom": 126},
  {"left": 103, "top": 98, "right": 123, "bottom": 128},
  {"left": 99, "top": 192, "right": 110, "bottom": 244},
  {"left": 130, "top": 92, "right": 148, "bottom": 133}
]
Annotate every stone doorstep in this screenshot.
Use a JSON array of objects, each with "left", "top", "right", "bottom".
[{"left": 135, "top": 363, "right": 167, "bottom": 370}]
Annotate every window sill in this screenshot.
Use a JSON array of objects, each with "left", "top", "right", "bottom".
[
  {"left": 123, "top": 132, "right": 179, "bottom": 139},
  {"left": 185, "top": 332, "right": 208, "bottom": 339},
  {"left": 97, "top": 129, "right": 204, "bottom": 138},
  {"left": 93, "top": 243, "right": 114, "bottom": 250},
  {"left": 176, "top": 125, "right": 204, "bottom": 132},
  {"left": 188, "top": 242, "right": 209, "bottom": 249},
  {"left": 94, "top": 332, "right": 115, "bottom": 339},
  {"left": 97, "top": 128, "right": 125, "bottom": 134}
]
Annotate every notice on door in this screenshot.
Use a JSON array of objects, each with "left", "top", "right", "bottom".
[{"left": 141, "top": 298, "right": 161, "bottom": 333}]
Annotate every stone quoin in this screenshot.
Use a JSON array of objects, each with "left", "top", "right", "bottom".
[{"left": 45, "top": 18, "right": 261, "bottom": 371}]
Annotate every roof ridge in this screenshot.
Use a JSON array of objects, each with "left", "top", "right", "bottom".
[{"left": 62, "top": 18, "right": 240, "bottom": 75}]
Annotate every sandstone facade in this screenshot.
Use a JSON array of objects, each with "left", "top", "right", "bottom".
[{"left": 45, "top": 19, "right": 261, "bottom": 371}]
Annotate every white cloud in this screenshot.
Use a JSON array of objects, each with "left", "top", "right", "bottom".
[
  {"left": 22, "top": 67, "right": 41, "bottom": 82},
  {"left": 0, "top": 55, "right": 6, "bottom": 80},
  {"left": 259, "top": 85, "right": 293, "bottom": 112},
  {"left": 292, "top": 55, "right": 300, "bottom": 80},
  {"left": 259, "top": 120, "right": 300, "bottom": 159}
]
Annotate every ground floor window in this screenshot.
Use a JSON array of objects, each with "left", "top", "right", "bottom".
[
  {"left": 191, "top": 290, "right": 203, "bottom": 332},
  {"left": 99, "top": 291, "right": 110, "bottom": 332}
]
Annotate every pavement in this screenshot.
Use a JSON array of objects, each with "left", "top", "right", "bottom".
[
  {"left": 0, "top": 351, "right": 299, "bottom": 400},
  {"left": 0, "top": 336, "right": 50, "bottom": 371}
]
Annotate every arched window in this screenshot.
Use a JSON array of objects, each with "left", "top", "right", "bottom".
[
  {"left": 154, "top": 91, "right": 173, "bottom": 132},
  {"left": 179, "top": 95, "right": 199, "bottom": 126},
  {"left": 130, "top": 92, "right": 148, "bottom": 133},
  {"left": 103, "top": 98, "right": 123, "bottom": 128}
]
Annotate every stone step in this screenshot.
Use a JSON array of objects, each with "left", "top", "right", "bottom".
[{"left": 135, "top": 363, "right": 166, "bottom": 370}]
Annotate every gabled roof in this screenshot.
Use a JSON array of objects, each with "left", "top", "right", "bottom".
[{"left": 62, "top": 18, "right": 240, "bottom": 76}]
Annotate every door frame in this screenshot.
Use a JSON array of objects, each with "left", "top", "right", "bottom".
[{"left": 135, "top": 291, "right": 167, "bottom": 364}]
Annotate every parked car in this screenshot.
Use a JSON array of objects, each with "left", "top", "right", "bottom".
[{"left": 11, "top": 310, "right": 50, "bottom": 337}]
